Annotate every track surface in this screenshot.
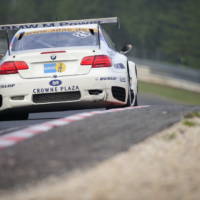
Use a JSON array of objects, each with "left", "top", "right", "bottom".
[
  {"left": 0, "top": 94, "right": 174, "bottom": 136},
  {"left": 0, "top": 94, "right": 199, "bottom": 191}
]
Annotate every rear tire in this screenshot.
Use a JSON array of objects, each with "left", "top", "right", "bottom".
[
  {"left": 0, "top": 111, "right": 29, "bottom": 121},
  {"left": 126, "top": 88, "right": 138, "bottom": 107},
  {"left": 134, "top": 95, "right": 138, "bottom": 106}
]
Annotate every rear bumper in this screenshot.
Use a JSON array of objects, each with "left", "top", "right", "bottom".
[{"left": 0, "top": 72, "right": 128, "bottom": 113}]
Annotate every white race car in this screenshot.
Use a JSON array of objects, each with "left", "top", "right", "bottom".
[{"left": 0, "top": 17, "right": 138, "bottom": 120}]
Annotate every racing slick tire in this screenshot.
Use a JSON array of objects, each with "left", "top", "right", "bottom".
[
  {"left": 134, "top": 95, "right": 138, "bottom": 106},
  {"left": 126, "top": 88, "right": 138, "bottom": 107},
  {"left": 0, "top": 111, "right": 29, "bottom": 121},
  {"left": 125, "top": 62, "right": 138, "bottom": 107}
]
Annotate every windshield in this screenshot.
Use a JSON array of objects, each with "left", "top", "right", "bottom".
[{"left": 11, "top": 28, "right": 98, "bottom": 51}]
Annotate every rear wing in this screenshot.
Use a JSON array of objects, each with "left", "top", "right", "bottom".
[{"left": 0, "top": 17, "right": 119, "bottom": 31}]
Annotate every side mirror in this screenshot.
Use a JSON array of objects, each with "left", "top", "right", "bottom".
[{"left": 120, "top": 44, "right": 133, "bottom": 55}]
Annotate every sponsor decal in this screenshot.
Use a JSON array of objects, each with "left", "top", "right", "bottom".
[
  {"left": 44, "top": 62, "right": 66, "bottom": 73},
  {"left": 44, "top": 63, "right": 56, "bottom": 73},
  {"left": 0, "top": 17, "right": 117, "bottom": 31},
  {"left": 56, "top": 63, "right": 66, "bottom": 72},
  {"left": 98, "top": 76, "right": 126, "bottom": 82},
  {"left": 49, "top": 80, "right": 62, "bottom": 87},
  {"left": 73, "top": 31, "right": 91, "bottom": 38},
  {"left": 33, "top": 85, "right": 79, "bottom": 94},
  {"left": 114, "top": 63, "right": 125, "bottom": 69},
  {"left": 0, "top": 84, "right": 15, "bottom": 89},
  {"left": 100, "top": 77, "right": 117, "bottom": 81},
  {"left": 16, "top": 28, "right": 98, "bottom": 37}
]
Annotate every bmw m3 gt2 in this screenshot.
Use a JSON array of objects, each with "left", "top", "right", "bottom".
[{"left": 0, "top": 17, "right": 138, "bottom": 120}]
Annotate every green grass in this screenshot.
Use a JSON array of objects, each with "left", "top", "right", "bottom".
[
  {"left": 139, "top": 81, "right": 200, "bottom": 105},
  {"left": 182, "top": 120, "right": 197, "bottom": 127},
  {"left": 184, "top": 112, "right": 200, "bottom": 119}
]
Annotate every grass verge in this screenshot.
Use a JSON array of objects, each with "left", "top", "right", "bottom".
[{"left": 139, "top": 81, "right": 200, "bottom": 105}]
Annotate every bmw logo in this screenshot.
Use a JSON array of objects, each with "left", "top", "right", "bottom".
[{"left": 50, "top": 55, "right": 57, "bottom": 61}]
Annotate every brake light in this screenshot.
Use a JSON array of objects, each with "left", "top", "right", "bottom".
[
  {"left": 41, "top": 51, "right": 66, "bottom": 54},
  {"left": 0, "top": 61, "right": 29, "bottom": 75},
  {"left": 81, "top": 55, "right": 112, "bottom": 68}
]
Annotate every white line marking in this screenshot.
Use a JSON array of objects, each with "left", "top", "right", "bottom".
[
  {"left": 77, "top": 113, "right": 94, "bottom": 117},
  {"left": 28, "top": 125, "right": 53, "bottom": 132},
  {"left": 0, "top": 105, "right": 149, "bottom": 150},
  {"left": 0, "top": 127, "right": 22, "bottom": 135},
  {"left": 66, "top": 115, "right": 85, "bottom": 120},
  {"left": 4, "top": 131, "right": 36, "bottom": 138},
  {"left": 0, "top": 140, "right": 16, "bottom": 146},
  {"left": 43, "top": 120, "right": 69, "bottom": 126}
]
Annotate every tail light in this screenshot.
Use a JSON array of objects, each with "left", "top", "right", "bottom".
[
  {"left": 0, "top": 61, "right": 29, "bottom": 75},
  {"left": 81, "top": 55, "right": 112, "bottom": 68}
]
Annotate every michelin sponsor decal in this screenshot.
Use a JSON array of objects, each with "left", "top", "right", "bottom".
[
  {"left": 98, "top": 76, "right": 126, "bottom": 82},
  {"left": 33, "top": 85, "right": 79, "bottom": 94},
  {"left": 100, "top": 77, "right": 117, "bottom": 81}
]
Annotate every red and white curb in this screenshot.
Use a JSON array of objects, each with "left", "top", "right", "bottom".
[{"left": 0, "top": 105, "right": 149, "bottom": 150}]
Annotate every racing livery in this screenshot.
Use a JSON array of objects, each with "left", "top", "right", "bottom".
[{"left": 0, "top": 17, "right": 138, "bottom": 120}]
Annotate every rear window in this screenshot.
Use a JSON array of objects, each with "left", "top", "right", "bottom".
[{"left": 11, "top": 28, "right": 98, "bottom": 51}]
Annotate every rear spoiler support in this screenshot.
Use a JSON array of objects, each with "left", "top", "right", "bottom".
[{"left": 6, "top": 30, "right": 11, "bottom": 56}]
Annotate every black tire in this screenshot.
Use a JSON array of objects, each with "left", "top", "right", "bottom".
[
  {"left": 134, "top": 95, "right": 138, "bottom": 106},
  {"left": 126, "top": 89, "right": 135, "bottom": 106},
  {"left": 0, "top": 111, "right": 29, "bottom": 121},
  {"left": 126, "top": 61, "right": 135, "bottom": 107}
]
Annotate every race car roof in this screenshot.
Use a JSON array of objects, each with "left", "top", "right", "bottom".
[{"left": 0, "top": 17, "right": 119, "bottom": 31}]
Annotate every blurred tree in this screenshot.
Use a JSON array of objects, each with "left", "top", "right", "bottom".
[
  {"left": 0, "top": 0, "right": 199, "bottom": 69},
  {"left": 160, "top": 0, "right": 200, "bottom": 68}
]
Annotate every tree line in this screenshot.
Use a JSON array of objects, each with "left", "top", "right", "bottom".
[{"left": 0, "top": 0, "right": 199, "bottom": 69}]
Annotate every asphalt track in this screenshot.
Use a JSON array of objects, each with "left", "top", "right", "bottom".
[
  {"left": 0, "top": 94, "right": 199, "bottom": 191},
  {"left": 0, "top": 95, "right": 174, "bottom": 136},
  {"left": 0, "top": 94, "right": 173, "bottom": 136}
]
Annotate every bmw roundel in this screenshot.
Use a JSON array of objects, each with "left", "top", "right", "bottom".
[
  {"left": 49, "top": 80, "right": 62, "bottom": 86},
  {"left": 50, "top": 55, "right": 57, "bottom": 61}
]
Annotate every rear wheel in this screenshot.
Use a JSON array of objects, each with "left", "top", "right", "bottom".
[
  {"left": 133, "top": 94, "right": 138, "bottom": 106},
  {"left": 126, "top": 62, "right": 138, "bottom": 107},
  {"left": 126, "top": 88, "right": 137, "bottom": 107}
]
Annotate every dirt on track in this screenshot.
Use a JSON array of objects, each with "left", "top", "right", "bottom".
[{"left": 1, "top": 115, "right": 200, "bottom": 200}]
